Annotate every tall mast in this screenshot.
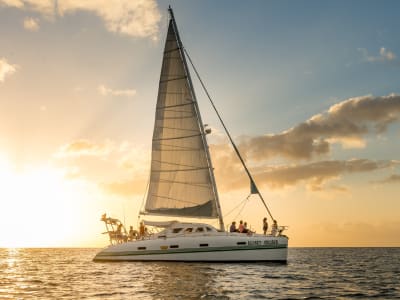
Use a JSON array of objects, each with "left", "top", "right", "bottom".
[{"left": 168, "top": 7, "right": 225, "bottom": 231}]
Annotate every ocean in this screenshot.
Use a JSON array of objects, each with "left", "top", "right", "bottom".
[{"left": 0, "top": 247, "right": 399, "bottom": 299}]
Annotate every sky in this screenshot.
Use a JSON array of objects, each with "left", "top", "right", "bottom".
[{"left": 0, "top": 0, "right": 399, "bottom": 247}]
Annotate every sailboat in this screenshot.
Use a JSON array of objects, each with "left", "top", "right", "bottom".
[{"left": 94, "top": 7, "right": 288, "bottom": 262}]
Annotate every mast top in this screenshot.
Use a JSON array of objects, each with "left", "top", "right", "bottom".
[{"left": 168, "top": 5, "right": 174, "bottom": 20}]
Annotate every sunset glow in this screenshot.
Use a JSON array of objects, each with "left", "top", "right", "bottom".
[
  {"left": 1, "top": 1, "right": 399, "bottom": 248},
  {"left": 0, "top": 157, "right": 81, "bottom": 247}
]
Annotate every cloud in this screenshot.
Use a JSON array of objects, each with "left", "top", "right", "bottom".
[
  {"left": 210, "top": 143, "right": 399, "bottom": 191},
  {"left": 101, "top": 178, "right": 147, "bottom": 197},
  {"left": 0, "top": 0, "right": 53, "bottom": 15},
  {"left": 0, "top": 0, "right": 161, "bottom": 39},
  {"left": 301, "top": 221, "right": 400, "bottom": 246},
  {"left": 373, "top": 174, "right": 400, "bottom": 185},
  {"left": 98, "top": 84, "right": 136, "bottom": 97},
  {"left": 0, "top": 58, "right": 18, "bottom": 82},
  {"left": 255, "top": 159, "right": 399, "bottom": 190},
  {"left": 23, "top": 16, "right": 39, "bottom": 31},
  {"left": 241, "top": 94, "right": 400, "bottom": 161},
  {"left": 54, "top": 140, "right": 151, "bottom": 198},
  {"left": 358, "top": 47, "right": 397, "bottom": 63},
  {"left": 55, "top": 139, "right": 114, "bottom": 158}
]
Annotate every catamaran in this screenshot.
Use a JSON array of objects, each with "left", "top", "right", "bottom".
[{"left": 94, "top": 7, "right": 288, "bottom": 262}]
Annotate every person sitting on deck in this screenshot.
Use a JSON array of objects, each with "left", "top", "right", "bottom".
[
  {"left": 238, "top": 220, "right": 244, "bottom": 233},
  {"left": 128, "top": 226, "right": 136, "bottom": 241},
  {"left": 229, "top": 221, "right": 237, "bottom": 232},
  {"left": 242, "top": 222, "right": 249, "bottom": 234}
]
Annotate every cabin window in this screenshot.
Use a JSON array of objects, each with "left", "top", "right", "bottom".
[
  {"left": 184, "top": 228, "right": 193, "bottom": 233},
  {"left": 138, "top": 247, "right": 147, "bottom": 250},
  {"left": 199, "top": 243, "right": 208, "bottom": 247},
  {"left": 206, "top": 227, "right": 212, "bottom": 232},
  {"left": 237, "top": 242, "right": 247, "bottom": 245},
  {"left": 195, "top": 227, "right": 204, "bottom": 232},
  {"left": 172, "top": 228, "right": 183, "bottom": 233},
  {"left": 169, "top": 245, "right": 179, "bottom": 249}
]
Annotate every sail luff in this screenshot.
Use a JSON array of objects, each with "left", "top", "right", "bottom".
[{"left": 168, "top": 7, "right": 225, "bottom": 231}]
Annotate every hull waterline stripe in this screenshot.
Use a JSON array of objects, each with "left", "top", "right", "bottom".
[{"left": 95, "top": 244, "right": 287, "bottom": 258}]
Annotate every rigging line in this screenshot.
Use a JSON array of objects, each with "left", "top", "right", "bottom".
[
  {"left": 232, "top": 194, "right": 252, "bottom": 223},
  {"left": 223, "top": 193, "right": 251, "bottom": 220},
  {"left": 183, "top": 47, "right": 275, "bottom": 221}
]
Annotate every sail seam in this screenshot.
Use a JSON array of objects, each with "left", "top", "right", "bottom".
[
  {"left": 160, "top": 76, "right": 187, "bottom": 83},
  {"left": 156, "top": 143, "right": 201, "bottom": 150},
  {"left": 157, "top": 115, "right": 195, "bottom": 120},
  {"left": 156, "top": 102, "right": 194, "bottom": 109},
  {"left": 164, "top": 47, "right": 180, "bottom": 54},
  {"left": 153, "top": 159, "right": 207, "bottom": 169},
  {"left": 152, "top": 167, "right": 209, "bottom": 172},
  {"left": 156, "top": 126, "right": 199, "bottom": 132},
  {"left": 153, "top": 133, "right": 201, "bottom": 141},
  {"left": 149, "top": 194, "right": 210, "bottom": 205},
  {"left": 157, "top": 179, "right": 210, "bottom": 188}
]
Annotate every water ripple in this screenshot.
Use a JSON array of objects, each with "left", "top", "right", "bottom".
[{"left": 0, "top": 248, "right": 399, "bottom": 299}]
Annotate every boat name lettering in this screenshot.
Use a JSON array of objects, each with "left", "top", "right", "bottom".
[
  {"left": 248, "top": 240, "right": 261, "bottom": 245},
  {"left": 264, "top": 240, "right": 278, "bottom": 246},
  {"left": 248, "top": 240, "right": 278, "bottom": 246}
]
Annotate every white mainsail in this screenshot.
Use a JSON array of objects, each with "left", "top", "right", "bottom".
[{"left": 144, "top": 17, "right": 219, "bottom": 219}]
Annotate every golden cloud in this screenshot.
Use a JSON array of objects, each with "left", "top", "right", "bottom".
[
  {"left": 100, "top": 178, "right": 147, "bottom": 197},
  {"left": 56, "top": 139, "right": 114, "bottom": 158},
  {"left": 0, "top": 0, "right": 161, "bottom": 39},
  {"left": 256, "top": 159, "right": 399, "bottom": 190},
  {"left": 23, "top": 16, "right": 39, "bottom": 31},
  {"left": 0, "top": 57, "right": 18, "bottom": 82},
  {"left": 210, "top": 143, "right": 399, "bottom": 191},
  {"left": 98, "top": 85, "right": 136, "bottom": 97},
  {"left": 241, "top": 94, "right": 400, "bottom": 160},
  {"left": 373, "top": 174, "right": 400, "bottom": 185}
]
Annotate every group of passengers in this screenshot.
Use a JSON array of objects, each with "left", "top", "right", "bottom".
[
  {"left": 114, "top": 221, "right": 148, "bottom": 243},
  {"left": 128, "top": 221, "right": 148, "bottom": 240},
  {"left": 263, "top": 217, "right": 279, "bottom": 236},
  {"left": 229, "top": 217, "right": 279, "bottom": 236},
  {"left": 229, "top": 220, "right": 253, "bottom": 234}
]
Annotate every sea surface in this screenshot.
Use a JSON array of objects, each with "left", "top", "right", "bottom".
[{"left": 0, "top": 247, "right": 399, "bottom": 299}]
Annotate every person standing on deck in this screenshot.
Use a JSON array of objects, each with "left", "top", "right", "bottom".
[{"left": 263, "top": 217, "right": 268, "bottom": 235}]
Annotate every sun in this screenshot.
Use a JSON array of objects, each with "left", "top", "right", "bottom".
[{"left": 0, "top": 155, "right": 84, "bottom": 247}]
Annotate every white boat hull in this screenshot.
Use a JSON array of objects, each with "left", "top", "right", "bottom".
[{"left": 94, "top": 233, "right": 288, "bottom": 262}]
